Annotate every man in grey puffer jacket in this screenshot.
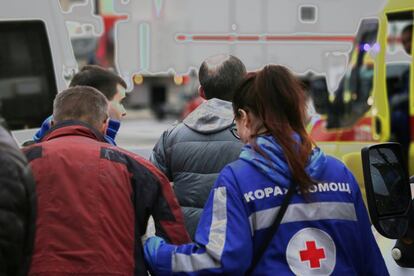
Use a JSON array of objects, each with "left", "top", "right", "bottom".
[{"left": 150, "top": 54, "right": 245, "bottom": 240}]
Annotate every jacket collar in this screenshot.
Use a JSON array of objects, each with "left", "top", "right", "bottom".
[{"left": 41, "top": 120, "right": 107, "bottom": 143}]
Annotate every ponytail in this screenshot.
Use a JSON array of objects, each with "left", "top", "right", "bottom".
[{"left": 233, "top": 65, "right": 314, "bottom": 194}]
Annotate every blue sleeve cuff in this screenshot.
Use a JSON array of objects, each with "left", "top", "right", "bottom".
[
  {"left": 145, "top": 236, "right": 176, "bottom": 275},
  {"left": 156, "top": 243, "right": 176, "bottom": 275}
]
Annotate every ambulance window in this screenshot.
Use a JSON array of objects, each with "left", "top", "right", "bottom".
[
  {"left": 385, "top": 11, "right": 413, "bottom": 153},
  {"left": 324, "top": 19, "right": 378, "bottom": 129},
  {"left": 0, "top": 20, "right": 57, "bottom": 129},
  {"left": 345, "top": 27, "right": 377, "bottom": 108}
]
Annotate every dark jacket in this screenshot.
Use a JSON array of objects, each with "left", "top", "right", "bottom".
[
  {"left": 0, "top": 126, "right": 36, "bottom": 276},
  {"left": 24, "top": 121, "right": 190, "bottom": 276},
  {"left": 150, "top": 98, "right": 243, "bottom": 240}
]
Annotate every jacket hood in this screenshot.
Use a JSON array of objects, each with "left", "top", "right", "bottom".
[
  {"left": 240, "top": 135, "right": 327, "bottom": 188},
  {"left": 183, "top": 98, "right": 234, "bottom": 134}
]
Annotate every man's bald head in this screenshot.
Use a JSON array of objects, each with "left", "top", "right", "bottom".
[{"left": 199, "top": 54, "right": 246, "bottom": 101}]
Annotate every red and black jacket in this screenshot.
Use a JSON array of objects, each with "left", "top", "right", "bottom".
[{"left": 24, "top": 121, "right": 190, "bottom": 275}]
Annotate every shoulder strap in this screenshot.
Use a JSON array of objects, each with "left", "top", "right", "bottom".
[{"left": 247, "top": 182, "right": 296, "bottom": 274}]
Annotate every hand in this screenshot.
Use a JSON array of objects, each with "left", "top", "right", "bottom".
[{"left": 144, "top": 236, "right": 166, "bottom": 272}]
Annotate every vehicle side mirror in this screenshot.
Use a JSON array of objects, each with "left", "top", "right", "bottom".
[{"left": 361, "top": 142, "right": 412, "bottom": 239}]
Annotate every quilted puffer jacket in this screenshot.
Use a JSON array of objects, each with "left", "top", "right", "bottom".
[
  {"left": 150, "top": 98, "right": 243, "bottom": 240},
  {"left": 0, "top": 126, "right": 36, "bottom": 276}
]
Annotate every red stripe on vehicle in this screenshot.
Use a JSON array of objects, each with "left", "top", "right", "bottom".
[
  {"left": 264, "top": 35, "right": 355, "bottom": 42},
  {"left": 237, "top": 35, "right": 260, "bottom": 41},
  {"left": 176, "top": 35, "right": 187, "bottom": 41},
  {"left": 192, "top": 35, "right": 233, "bottom": 41}
]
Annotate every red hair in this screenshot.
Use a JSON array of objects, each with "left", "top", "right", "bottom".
[{"left": 233, "top": 65, "right": 314, "bottom": 193}]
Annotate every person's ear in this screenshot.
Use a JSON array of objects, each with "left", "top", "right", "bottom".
[
  {"left": 99, "top": 118, "right": 109, "bottom": 135},
  {"left": 199, "top": 86, "right": 206, "bottom": 99},
  {"left": 238, "top": 109, "right": 250, "bottom": 129}
]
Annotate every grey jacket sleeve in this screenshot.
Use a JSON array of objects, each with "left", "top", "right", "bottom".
[{"left": 150, "top": 130, "right": 171, "bottom": 180}]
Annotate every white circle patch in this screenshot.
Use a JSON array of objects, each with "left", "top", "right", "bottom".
[{"left": 286, "top": 228, "right": 336, "bottom": 275}]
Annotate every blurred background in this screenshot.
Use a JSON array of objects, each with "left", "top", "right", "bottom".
[
  {"left": 1, "top": 0, "right": 412, "bottom": 158},
  {"left": 61, "top": 0, "right": 201, "bottom": 123}
]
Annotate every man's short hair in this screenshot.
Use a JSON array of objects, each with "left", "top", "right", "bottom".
[
  {"left": 69, "top": 65, "right": 127, "bottom": 101},
  {"left": 199, "top": 54, "right": 246, "bottom": 101},
  {"left": 53, "top": 86, "right": 108, "bottom": 129}
]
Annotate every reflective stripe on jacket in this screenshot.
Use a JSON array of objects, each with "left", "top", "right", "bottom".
[{"left": 150, "top": 151, "right": 388, "bottom": 275}]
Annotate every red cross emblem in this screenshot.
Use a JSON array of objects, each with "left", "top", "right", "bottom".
[{"left": 299, "top": 240, "right": 326, "bottom": 269}]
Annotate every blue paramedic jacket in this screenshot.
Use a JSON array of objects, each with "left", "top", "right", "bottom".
[{"left": 148, "top": 135, "right": 388, "bottom": 275}]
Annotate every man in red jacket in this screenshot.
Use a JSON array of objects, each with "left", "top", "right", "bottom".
[{"left": 24, "top": 86, "right": 190, "bottom": 275}]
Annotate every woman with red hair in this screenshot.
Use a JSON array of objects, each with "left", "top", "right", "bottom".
[{"left": 144, "top": 65, "right": 387, "bottom": 275}]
